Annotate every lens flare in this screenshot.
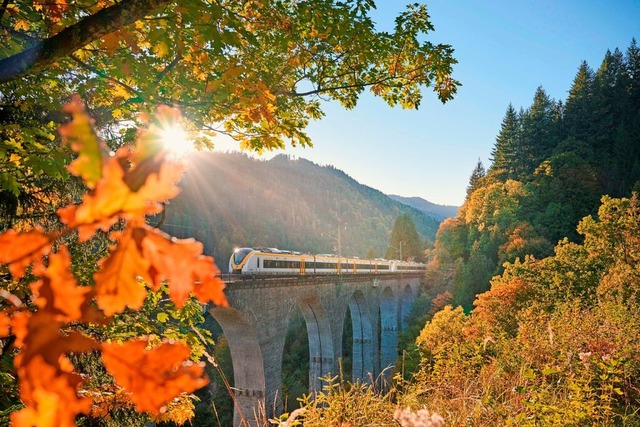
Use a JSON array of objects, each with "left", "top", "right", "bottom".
[{"left": 160, "top": 125, "right": 193, "bottom": 158}]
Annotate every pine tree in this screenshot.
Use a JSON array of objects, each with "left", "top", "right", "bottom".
[
  {"left": 591, "top": 50, "right": 616, "bottom": 152},
  {"left": 627, "top": 39, "right": 640, "bottom": 107},
  {"left": 466, "top": 159, "right": 486, "bottom": 200},
  {"left": 520, "top": 86, "right": 558, "bottom": 174},
  {"left": 625, "top": 39, "right": 640, "bottom": 193},
  {"left": 592, "top": 48, "right": 636, "bottom": 194},
  {"left": 489, "top": 104, "right": 520, "bottom": 180},
  {"left": 564, "top": 61, "right": 595, "bottom": 143}
]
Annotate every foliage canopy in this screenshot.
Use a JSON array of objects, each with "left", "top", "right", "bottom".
[
  {"left": 1, "top": 0, "right": 458, "bottom": 207},
  {"left": 425, "top": 40, "right": 640, "bottom": 310},
  {"left": 1, "top": 1, "right": 460, "bottom": 424}
]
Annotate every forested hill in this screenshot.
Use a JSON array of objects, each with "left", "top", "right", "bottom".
[
  {"left": 426, "top": 40, "right": 640, "bottom": 310},
  {"left": 159, "top": 151, "right": 441, "bottom": 270},
  {"left": 389, "top": 195, "right": 458, "bottom": 220}
]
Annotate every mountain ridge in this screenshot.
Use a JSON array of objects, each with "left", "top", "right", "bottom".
[
  {"left": 159, "top": 152, "right": 446, "bottom": 270},
  {"left": 388, "top": 194, "right": 459, "bottom": 220}
]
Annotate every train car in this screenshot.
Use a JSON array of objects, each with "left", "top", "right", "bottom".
[
  {"left": 229, "top": 247, "right": 417, "bottom": 275},
  {"left": 393, "top": 260, "right": 428, "bottom": 272},
  {"left": 229, "top": 247, "right": 313, "bottom": 274}
]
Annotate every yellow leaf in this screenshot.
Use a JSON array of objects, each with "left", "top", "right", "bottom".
[
  {"left": 153, "top": 40, "right": 170, "bottom": 58},
  {"left": 9, "top": 153, "right": 21, "bottom": 166},
  {"left": 14, "top": 19, "right": 29, "bottom": 31}
]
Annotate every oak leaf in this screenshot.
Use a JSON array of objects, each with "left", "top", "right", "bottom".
[
  {"left": 59, "top": 148, "right": 183, "bottom": 241},
  {"left": 141, "top": 226, "right": 227, "bottom": 307},
  {"left": 94, "top": 228, "right": 151, "bottom": 316},
  {"left": 191, "top": 257, "right": 229, "bottom": 308},
  {"left": 11, "top": 311, "right": 96, "bottom": 367},
  {"left": 102, "top": 339, "right": 208, "bottom": 414},
  {"left": 11, "top": 312, "right": 96, "bottom": 427},
  {"left": 57, "top": 155, "right": 129, "bottom": 241},
  {"left": 30, "top": 247, "right": 95, "bottom": 322},
  {"left": 0, "top": 228, "right": 51, "bottom": 279},
  {"left": 12, "top": 356, "right": 91, "bottom": 427},
  {"left": 59, "top": 95, "right": 108, "bottom": 189}
]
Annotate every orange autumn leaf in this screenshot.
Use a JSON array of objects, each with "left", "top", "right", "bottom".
[
  {"left": 94, "top": 228, "right": 151, "bottom": 316},
  {"left": 102, "top": 340, "right": 208, "bottom": 415},
  {"left": 0, "top": 228, "right": 52, "bottom": 279},
  {"left": 58, "top": 149, "right": 183, "bottom": 241},
  {"left": 12, "top": 357, "right": 91, "bottom": 427},
  {"left": 129, "top": 154, "right": 184, "bottom": 206},
  {"left": 11, "top": 311, "right": 96, "bottom": 366},
  {"left": 58, "top": 155, "right": 133, "bottom": 241},
  {"left": 36, "top": 0, "right": 70, "bottom": 22},
  {"left": 57, "top": 102, "right": 185, "bottom": 242},
  {"left": 60, "top": 95, "right": 108, "bottom": 189},
  {"left": 30, "top": 247, "right": 95, "bottom": 322},
  {"left": 191, "top": 257, "right": 229, "bottom": 308},
  {"left": 11, "top": 312, "right": 96, "bottom": 427},
  {"left": 141, "top": 226, "right": 227, "bottom": 307}
]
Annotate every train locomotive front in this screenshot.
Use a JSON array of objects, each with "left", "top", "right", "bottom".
[{"left": 229, "top": 247, "right": 256, "bottom": 273}]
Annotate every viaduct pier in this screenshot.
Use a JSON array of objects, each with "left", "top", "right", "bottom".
[{"left": 210, "top": 272, "right": 422, "bottom": 426}]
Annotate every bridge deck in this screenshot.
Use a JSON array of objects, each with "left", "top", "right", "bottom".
[{"left": 222, "top": 272, "right": 424, "bottom": 288}]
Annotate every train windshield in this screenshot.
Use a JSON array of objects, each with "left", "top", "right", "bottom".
[{"left": 233, "top": 248, "right": 253, "bottom": 265}]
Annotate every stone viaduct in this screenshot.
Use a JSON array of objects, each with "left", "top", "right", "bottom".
[{"left": 209, "top": 272, "right": 422, "bottom": 426}]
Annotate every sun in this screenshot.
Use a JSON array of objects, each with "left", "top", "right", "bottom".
[{"left": 159, "top": 124, "right": 193, "bottom": 158}]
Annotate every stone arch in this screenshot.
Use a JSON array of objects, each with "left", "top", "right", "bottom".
[
  {"left": 209, "top": 306, "right": 265, "bottom": 427},
  {"left": 379, "top": 286, "right": 398, "bottom": 376},
  {"left": 346, "top": 290, "right": 374, "bottom": 382},
  {"left": 297, "top": 297, "right": 334, "bottom": 393},
  {"left": 400, "top": 284, "right": 415, "bottom": 332}
]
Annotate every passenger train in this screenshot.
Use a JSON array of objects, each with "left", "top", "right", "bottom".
[{"left": 229, "top": 247, "right": 426, "bottom": 275}]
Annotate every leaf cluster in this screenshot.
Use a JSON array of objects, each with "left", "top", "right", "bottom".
[
  {"left": 1, "top": 0, "right": 458, "bottom": 202},
  {"left": 0, "top": 100, "right": 227, "bottom": 426},
  {"left": 406, "top": 195, "right": 640, "bottom": 425}
]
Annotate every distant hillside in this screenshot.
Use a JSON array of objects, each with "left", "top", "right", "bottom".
[
  {"left": 388, "top": 195, "right": 458, "bottom": 220},
  {"left": 159, "top": 152, "right": 442, "bottom": 270}
]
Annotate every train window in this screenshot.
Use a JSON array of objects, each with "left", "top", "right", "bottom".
[
  {"left": 314, "top": 261, "right": 337, "bottom": 269},
  {"left": 263, "top": 260, "right": 301, "bottom": 269},
  {"left": 233, "top": 248, "right": 253, "bottom": 265}
]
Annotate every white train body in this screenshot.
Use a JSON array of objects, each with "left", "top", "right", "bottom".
[{"left": 229, "top": 247, "right": 426, "bottom": 275}]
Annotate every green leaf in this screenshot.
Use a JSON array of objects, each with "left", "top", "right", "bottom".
[{"left": 541, "top": 366, "right": 560, "bottom": 376}]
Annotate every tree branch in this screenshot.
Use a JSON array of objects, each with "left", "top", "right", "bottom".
[
  {"left": 0, "top": 0, "right": 171, "bottom": 84},
  {"left": 0, "top": 0, "right": 11, "bottom": 24},
  {"left": 280, "top": 62, "right": 431, "bottom": 97},
  {"left": 70, "top": 53, "right": 142, "bottom": 98}
]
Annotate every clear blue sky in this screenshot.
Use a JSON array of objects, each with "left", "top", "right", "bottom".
[{"left": 216, "top": 0, "right": 640, "bottom": 206}]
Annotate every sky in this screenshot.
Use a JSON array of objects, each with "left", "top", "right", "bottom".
[{"left": 214, "top": 0, "right": 640, "bottom": 206}]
